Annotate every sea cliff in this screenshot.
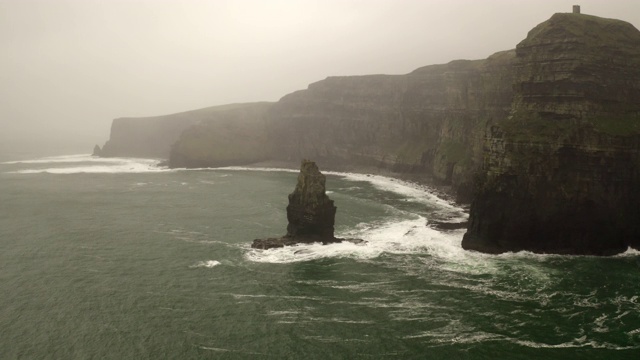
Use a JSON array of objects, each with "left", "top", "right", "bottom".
[
  {"left": 165, "top": 50, "right": 515, "bottom": 201},
  {"left": 98, "top": 12, "right": 640, "bottom": 255},
  {"left": 264, "top": 52, "right": 514, "bottom": 202},
  {"left": 462, "top": 13, "right": 640, "bottom": 254},
  {"left": 98, "top": 102, "right": 272, "bottom": 159}
]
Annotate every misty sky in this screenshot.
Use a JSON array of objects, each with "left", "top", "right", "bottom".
[{"left": 2, "top": 0, "right": 640, "bottom": 156}]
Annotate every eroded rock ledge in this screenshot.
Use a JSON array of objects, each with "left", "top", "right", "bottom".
[{"left": 252, "top": 160, "right": 363, "bottom": 249}]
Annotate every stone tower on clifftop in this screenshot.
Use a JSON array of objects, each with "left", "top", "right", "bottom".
[{"left": 573, "top": 5, "right": 581, "bottom": 14}]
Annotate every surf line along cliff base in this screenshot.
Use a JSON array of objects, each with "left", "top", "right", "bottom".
[{"left": 251, "top": 160, "right": 364, "bottom": 250}]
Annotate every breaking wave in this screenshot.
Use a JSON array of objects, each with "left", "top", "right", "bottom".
[
  {"left": 3, "top": 154, "right": 169, "bottom": 174},
  {"left": 2, "top": 154, "right": 119, "bottom": 165},
  {"left": 246, "top": 217, "right": 450, "bottom": 263},
  {"left": 190, "top": 260, "right": 221, "bottom": 268}
]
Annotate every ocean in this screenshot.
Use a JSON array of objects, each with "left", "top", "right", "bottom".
[{"left": 0, "top": 154, "right": 639, "bottom": 359}]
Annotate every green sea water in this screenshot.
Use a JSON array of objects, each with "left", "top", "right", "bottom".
[{"left": 0, "top": 155, "right": 639, "bottom": 359}]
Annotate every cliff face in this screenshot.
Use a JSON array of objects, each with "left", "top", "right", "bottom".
[
  {"left": 265, "top": 52, "right": 515, "bottom": 200},
  {"left": 151, "top": 52, "right": 514, "bottom": 200},
  {"left": 462, "top": 13, "right": 640, "bottom": 254},
  {"left": 100, "top": 103, "right": 272, "bottom": 159},
  {"left": 100, "top": 116, "right": 193, "bottom": 158},
  {"left": 168, "top": 102, "right": 272, "bottom": 167}
]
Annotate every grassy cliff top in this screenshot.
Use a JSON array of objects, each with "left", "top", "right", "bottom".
[{"left": 519, "top": 12, "right": 640, "bottom": 49}]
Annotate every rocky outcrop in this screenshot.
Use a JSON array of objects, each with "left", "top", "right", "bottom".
[
  {"left": 462, "top": 13, "right": 640, "bottom": 255},
  {"left": 99, "top": 102, "right": 272, "bottom": 159},
  {"left": 252, "top": 160, "right": 348, "bottom": 249},
  {"left": 92, "top": 144, "right": 102, "bottom": 157}
]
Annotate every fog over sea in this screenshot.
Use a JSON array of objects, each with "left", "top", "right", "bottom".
[{"left": 1, "top": 154, "right": 639, "bottom": 359}]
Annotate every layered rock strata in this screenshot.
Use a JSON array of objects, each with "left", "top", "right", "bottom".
[
  {"left": 252, "top": 160, "right": 347, "bottom": 249},
  {"left": 462, "top": 13, "right": 640, "bottom": 255},
  {"left": 264, "top": 52, "right": 515, "bottom": 202},
  {"left": 102, "top": 54, "right": 515, "bottom": 201}
]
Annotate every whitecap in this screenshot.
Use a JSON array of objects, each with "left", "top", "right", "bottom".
[
  {"left": 190, "top": 260, "right": 221, "bottom": 268},
  {"left": 199, "top": 346, "right": 231, "bottom": 352}
]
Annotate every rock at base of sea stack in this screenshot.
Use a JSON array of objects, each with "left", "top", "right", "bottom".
[{"left": 251, "top": 160, "right": 362, "bottom": 250}]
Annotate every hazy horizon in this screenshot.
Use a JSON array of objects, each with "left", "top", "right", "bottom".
[{"left": 2, "top": 0, "right": 640, "bottom": 158}]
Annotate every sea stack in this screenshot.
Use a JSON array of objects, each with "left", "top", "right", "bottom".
[
  {"left": 251, "top": 160, "right": 344, "bottom": 249},
  {"left": 92, "top": 144, "right": 102, "bottom": 157}
]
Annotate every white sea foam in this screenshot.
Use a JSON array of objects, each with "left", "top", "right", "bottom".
[
  {"left": 5, "top": 154, "right": 169, "bottom": 174},
  {"left": 327, "top": 171, "right": 464, "bottom": 213},
  {"left": 168, "top": 165, "right": 640, "bottom": 266},
  {"left": 301, "top": 335, "right": 369, "bottom": 343},
  {"left": 217, "top": 166, "right": 298, "bottom": 173},
  {"left": 403, "top": 328, "right": 640, "bottom": 350},
  {"left": 190, "top": 260, "right": 221, "bottom": 268},
  {"left": 2, "top": 154, "right": 103, "bottom": 164},
  {"left": 404, "top": 329, "right": 505, "bottom": 344},
  {"left": 229, "top": 165, "right": 470, "bottom": 265},
  {"left": 220, "top": 165, "right": 473, "bottom": 265},
  {"left": 246, "top": 216, "right": 563, "bottom": 287},
  {"left": 198, "top": 346, "right": 265, "bottom": 355},
  {"left": 246, "top": 216, "right": 468, "bottom": 264},
  {"left": 614, "top": 247, "right": 640, "bottom": 257},
  {"left": 199, "top": 346, "right": 231, "bottom": 352},
  {"left": 511, "top": 338, "right": 640, "bottom": 350}
]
